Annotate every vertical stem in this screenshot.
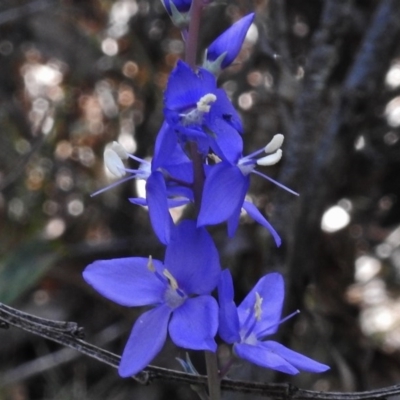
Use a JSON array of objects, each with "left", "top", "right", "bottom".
[
  {"left": 205, "top": 351, "right": 221, "bottom": 400},
  {"left": 185, "top": 0, "right": 206, "bottom": 213},
  {"left": 189, "top": 141, "right": 205, "bottom": 213},
  {"left": 185, "top": 0, "right": 203, "bottom": 67},
  {"left": 184, "top": 2, "right": 220, "bottom": 400}
]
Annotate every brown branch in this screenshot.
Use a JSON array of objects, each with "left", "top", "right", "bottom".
[
  {"left": 2, "top": 301, "right": 400, "bottom": 399},
  {"left": 273, "top": 0, "right": 353, "bottom": 233}
]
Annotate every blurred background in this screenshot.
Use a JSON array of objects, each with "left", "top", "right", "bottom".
[{"left": 1, "top": 0, "right": 400, "bottom": 399}]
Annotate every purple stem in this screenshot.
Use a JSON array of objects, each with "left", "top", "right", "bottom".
[
  {"left": 185, "top": 0, "right": 203, "bottom": 67},
  {"left": 184, "top": 3, "right": 221, "bottom": 400},
  {"left": 185, "top": 0, "right": 206, "bottom": 214}
]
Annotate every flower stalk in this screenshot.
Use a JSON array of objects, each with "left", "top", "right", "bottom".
[
  {"left": 83, "top": 2, "right": 330, "bottom": 397},
  {"left": 185, "top": 2, "right": 221, "bottom": 399},
  {"left": 185, "top": 0, "right": 203, "bottom": 67},
  {"left": 205, "top": 350, "right": 221, "bottom": 400}
]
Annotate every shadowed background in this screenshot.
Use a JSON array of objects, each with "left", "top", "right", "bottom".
[{"left": 1, "top": 0, "right": 400, "bottom": 399}]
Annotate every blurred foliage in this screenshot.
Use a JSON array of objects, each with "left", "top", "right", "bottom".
[{"left": 0, "top": 240, "right": 60, "bottom": 304}]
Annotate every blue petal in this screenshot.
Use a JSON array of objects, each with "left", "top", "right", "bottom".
[
  {"left": 163, "top": 162, "right": 193, "bottom": 186},
  {"left": 218, "top": 269, "right": 240, "bottom": 344},
  {"left": 152, "top": 122, "right": 185, "bottom": 170},
  {"left": 163, "top": 0, "right": 192, "bottom": 14},
  {"left": 129, "top": 197, "right": 147, "bottom": 206},
  {"left": 164, "top": 61, "right": 216, "bottom": 112},
  {"left": 167, "top": 198, "right": 191, "bottom": 208},
  {"left": 227, "top": 208, "right": 241, "bottom": 237},
  {"left": 119, "top": 305, "right": 172, "bottom": 377},
  {"left": 208, "top": 88, "right": 243, "bottom": 133},
  {"left": 207, "top": 13, "right": 255, "bottom": 68},
  {"left": 261, "top": 341, "right": 330, "bottom": 373},
  {"left": 164, "top": 220, "right": 221, "bottom": 294},
  {"left": 163, "top": 114, "right": 211, "bottom": 156},
  {"left": 208, "top": 118, "right": 243, "bottom": 164},
  {"left": 198, "top": 163, "right": 249, "bottom": 226},
  {"left": 237, "top": 273, "right": 284, "bottom": 337},
  {"left": 129, "top": 197, "right": 190, "bottom": 209},
  {"left": 146, "top": 171, "right": 173, "bottom": 244},
  {"left": 169, "top": 296, "right": 218, "bottom": 351},
  {"left": 242, "top": 201, "right": 281, "bottom": 247},
  {"left": 83, "top": 258, "right": 165, "bottom": 307},
  {"left": 234, "top": 342, "right": 300, "bottom": 375}
]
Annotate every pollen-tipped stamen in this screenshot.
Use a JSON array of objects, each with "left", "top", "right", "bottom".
[
  {"left": 111, "top": 141, "right": 129, "bottom": 160},
  {"left": 258, "top": 309, "right": 300, "bottom": 339},
  {"left": 146, "top": 255, "right": 167, "bottom": 284},
  {"left": 196, "top": 93, "right": 217, "bottom": 112},
  {"left": 180, "top": 93, "right": 217, "bottom": 125},
  {"left": 104, "top": 148, "right": 126, "bottom": 178},
  {"left": 147, "top": 255, "right": 155, "bottom": 271},
  {"left": 256, "top": 149, "right": 282, "bottom": 166},
  {"left": 254, "top": 292, "right": 263, "bottom": 321},
  {"left": 264, "top": 133, "right": 284, "bottom": 154},
  {"left": 241, "top": 292, "right": 263, "bottom": 341}
]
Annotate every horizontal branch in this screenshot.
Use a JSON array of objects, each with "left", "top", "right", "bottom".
[{"left": 1, "top": 301, "right": 400, "bottom": 399}]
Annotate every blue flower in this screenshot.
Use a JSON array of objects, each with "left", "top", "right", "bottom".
[
  {"left": 204, "top": 13, "right": 255, "bottom": 74},
  {"left": 197, "top": 134, "right": 295, "bottom": 244},
  {"left": 218, "top": 270, "right": 330, "bottom": 375},
  {"left": 92, "top": 122, "right": 194, "bottom": 244},
  {"left": 129, "top": 160, "right": 193, "bottom": 244},
  {"left": 83, "top": 220, "right": 221, "bottom": 377},
  {"left": 164, "top": 60, "right": 243, "bottom": 163}
]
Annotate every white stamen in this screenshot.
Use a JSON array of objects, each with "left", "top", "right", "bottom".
[
  {"left": 163, "top": 269, "right": 179, "bottom": 290},
  {"left": 197, "top": 93, "right": 217, "bottom": 113},
  {"left": 208, "top": 153, "right": 222, "bottom": 164},
  {"left": 104, "top": 148, "right": 126, "bottom": 177},
  {"left": 147, "top": 255, "right": 155, "bottom": 272},
  {"left": 138, "top": 161, "right": 152, "bottom": 180},
  {"left": 111, "top": 141, "right": 129, "bottom": 160},
  {"left": 257, "top": 149, "right": 283, "bottom": 166},
  {"left": 264, "top": 134, "right": 284, "bottom": 154},
  {"left": 254, "top": 292, "right": 263, "bottom": 321}
]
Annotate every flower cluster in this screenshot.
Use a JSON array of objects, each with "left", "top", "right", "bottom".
[{"left": 84, "top": 0, "right": 329, "bottom": 382}]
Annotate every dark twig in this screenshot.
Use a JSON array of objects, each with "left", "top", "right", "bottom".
[
  {"left": 273, "top": 0, "right": 352, "bottom": 237},
  {"left": 289, "top": 0, "right": 400, "bottom": 283},
  {"left": 0, "top": 322, "right": 128, "bottom": 385},
  {"left": 3, "top": 301, "right": 400, "bottom": 398}
]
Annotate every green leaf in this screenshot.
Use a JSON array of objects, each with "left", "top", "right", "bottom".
[{"left": 0, "top": 240, "right": 60, "bottom": 304}]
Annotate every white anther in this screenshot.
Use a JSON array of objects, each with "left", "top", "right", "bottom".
[
  {"left": 163, "top": 269, "right": 179, "bottom": 290},
  {"left": 264, "top": 134, "right": 284, "bottom": 154},
  {"left": 197, "top": 93, "right": 217, "bottom": 113},
  {"left": 111, "top": 141, "right": 129, "bottom": 160},
  {"left": 104, "top": 148, "right": 126, "bottom": 177},
  {"left": 208, "top": 153, "right": 222, "bottom": 164},
  {"left": 147, "top": 255, "right": 155, "bottom": 272},
  {"left": 256, "top": 149, "right": 283, "bottom": 166},
  {"left": 254, "top": 292, "right": 263, "bottom": 321}
]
